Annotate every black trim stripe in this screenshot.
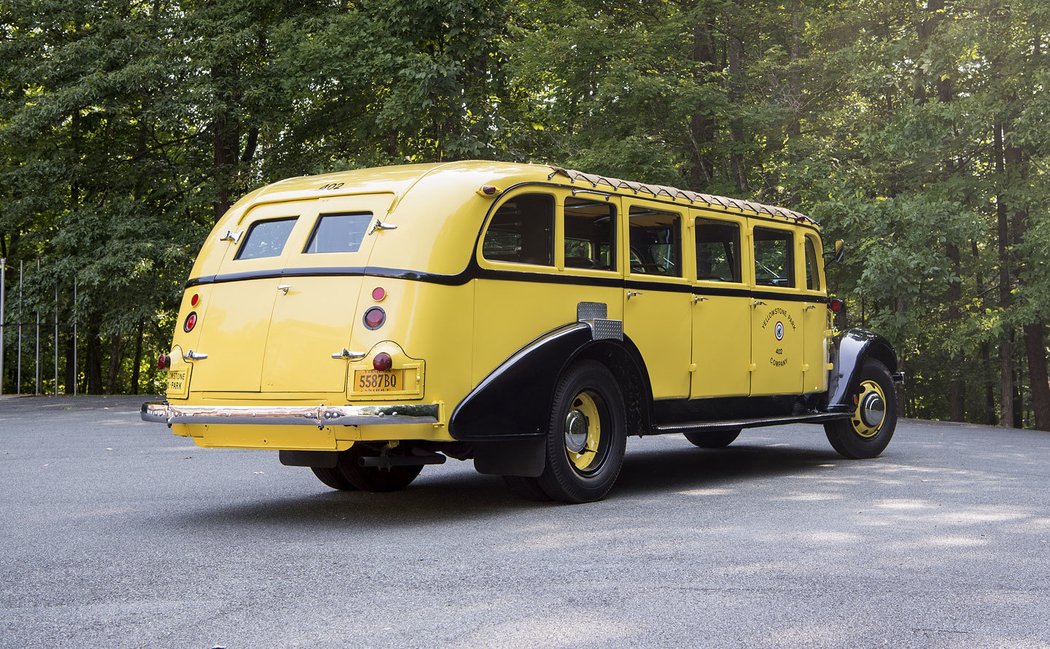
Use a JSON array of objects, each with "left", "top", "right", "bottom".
[{"left": 186, "top": 265, "right": 828, "bottom": 303}]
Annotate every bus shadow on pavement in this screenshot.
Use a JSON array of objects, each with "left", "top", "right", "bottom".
[{"left": 170, "top": 442, "right": 847, "bottom": 530}]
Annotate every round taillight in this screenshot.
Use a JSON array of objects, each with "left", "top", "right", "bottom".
[
  {"left": 371, "top": 286, "right": 386, "bottom": 301},
  {"left": 363, "top": 307, "right": 386, "bottom": 330},
  {"left": 190, "top": 293, "right": 199, "bottom": 307},
  {"left": 184, "top": 311, "right": 198, "bottom": 332},
  {"left": 829, "top": 298, "right": 845, "bottom": 314},
  {"left": 373, "top": 352, "right": 393, "bottom": 371},
  {"left": 157, "top": 353, "right": 170, "bottom": 370}
]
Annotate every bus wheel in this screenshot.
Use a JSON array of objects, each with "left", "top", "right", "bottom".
[
  {"left": 315, "top": 445, "right": 423, "bottom": 492},
  {"left": 311, "top": 467, "right": 358, "bottom": 491},
  {"left": 683, "top": 429, "right": 741, "bottom": 449},
  {"left": 824, "top": 359, "right": 898, "bottom": 459},
  {"left": 537, "top": 361, "right": 626, "bottom": 503}
]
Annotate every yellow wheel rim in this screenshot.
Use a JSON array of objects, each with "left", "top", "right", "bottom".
[
  {"left": 852, "top": 379, "right": 887, "bottom": 438},
  {"left": 564, "top": 391, "right": 602, "bottom": 472}
]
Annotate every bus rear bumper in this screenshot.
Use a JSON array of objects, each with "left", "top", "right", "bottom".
[{"left": 140, "top": 401, "right": 440, "bottom": 428}]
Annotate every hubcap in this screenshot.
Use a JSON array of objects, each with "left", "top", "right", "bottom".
[
  {"left": 852, "top": 380, "right": 887, "bottom": 438},
  {"left": 564, "top": 391, "right": 602, "bottom": 472}
]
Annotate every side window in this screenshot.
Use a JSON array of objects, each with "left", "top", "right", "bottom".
[
  {"left": 804, "top": 235, "right": 822, "bottom": 291},
  {"left": 304, "top": 213, "right": 373, "bottom": 254},
  {"left": 564, "top": 198, "right": 616, "bottom": 271},
  {"left": 236, "top": 218, "right": 297, "bottom": 260},
  {"left": 482, "top": 193, "right": 555, "bottom": 266},
  {"left": 695, "top": 218, "right": 741, "bottom": 282},
  {"left": 629, "top": 206, "right": 681, "bottom": 277},
  {"left": 753, "top": 227, "right": 795, "bottom": 287}
]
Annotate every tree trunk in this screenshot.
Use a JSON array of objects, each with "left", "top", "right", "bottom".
[
  {"left": 727, "top": 10, "right": 747, "bottom": 193},
  {"left": 131, "top": 319, "right": 144, "bottom": 395},
  {"left": 86, "top": 327, "right": 103, "bottom": 395},
  {"left": 994, "top": 120, "right": 1014, "bottom": 427},
  {"left": 106, "top": 333, "right": 123, "bottom": 394},
  {"left": 688, "top": 18, "right": 717, "bottom": 190},
  {"left": 1023, "top": 324, "right": 1050, "bottom": 430}
]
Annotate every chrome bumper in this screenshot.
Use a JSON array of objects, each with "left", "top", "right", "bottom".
[{"left": 140, "top": 402, "right": 439, "bottom": 427}]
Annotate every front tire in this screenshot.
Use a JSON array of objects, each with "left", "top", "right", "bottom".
[
  {"left": 824, "top": 359, "right": 898, "bottom": 459},
  {"left": 534, "top": 361, "right": 627, "bottom": 503}
]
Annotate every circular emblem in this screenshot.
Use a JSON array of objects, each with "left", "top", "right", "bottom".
[{"left": 774, "top": 321, "right": 785, "bottom": 341}]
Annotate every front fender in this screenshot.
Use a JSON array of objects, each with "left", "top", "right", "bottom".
[{"left": 827, "top": 328, "right": 899, "bottom": 411}]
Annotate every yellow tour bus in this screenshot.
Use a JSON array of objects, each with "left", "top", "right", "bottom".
[{"left": 142, "top": 161, "right": 903, "bottom": 503}]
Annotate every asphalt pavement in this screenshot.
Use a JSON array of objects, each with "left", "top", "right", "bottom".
[{"left": 1, "top": 395, "right": 1048, "bottom": 648}]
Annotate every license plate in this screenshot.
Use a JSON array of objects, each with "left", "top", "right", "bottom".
[
  {"left": 354, "top": 369, "right": 405, "bottom": 393},
  {"left": 166, "top": 368, "right": 189, "bottom": 398}
]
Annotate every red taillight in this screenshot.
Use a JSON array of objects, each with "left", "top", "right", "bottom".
[
  {"left": 373, "top": 352, "right": 392, "bottom": 371},
  {"left": 829, "top": 298, "right": 845, "bottom": 314},
  {"left": 157, "top": 354, "right": 170, "bottom": 370},
  {"left": 184, "top": 311, "right": 198, "bottom": 332},
  {"left": 363, "top": 307, "right": 385, "bottom": 330},
  {"left": 190, "top": 293, "right": 199, "bottom": 307},
  {"left": 371, "top": 286, "right": 386, "bottom": 301}
]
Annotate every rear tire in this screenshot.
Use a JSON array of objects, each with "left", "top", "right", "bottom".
[
  {"left": 311, "top": 467, "right": 358, "bottom": 491},
  {"left": 314, "top": 445, "right": 423, "bottom": 492},
  {"left": 683, "top": 429, "right": 741, "bottom": 449},
  {"left": 534, "top": 361, "right": 626, "bottom": 504},
  {"left": 824, "top": 359, "right": 897, "bottom": 459}
]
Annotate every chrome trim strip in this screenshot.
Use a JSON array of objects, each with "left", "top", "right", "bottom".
[{"left": 141, "top": 402, "right": 439, "bottom": 427}]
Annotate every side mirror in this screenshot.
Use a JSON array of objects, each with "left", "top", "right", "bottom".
[{"left": 831, "top": 239, "right": 845, "bottom": 264}]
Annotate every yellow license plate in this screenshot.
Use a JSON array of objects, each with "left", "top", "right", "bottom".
[
  {"left": 166, "top": 368, "right": 190, "bottom": 398},
  {"left": 354, "top": 369, "right": 405, "bottom": 393}
]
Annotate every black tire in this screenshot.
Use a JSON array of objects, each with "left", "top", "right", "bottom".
[
  {"left": 311, "top": 466, "right": 358, "bottom": 491},
  {"left": 535, "top": 361, "right": 627, "bottom": 503},
  {"left": 502, "top": 475, "right": 552, "bottom": 501},
  {"left": 824, "top": 359, "right": 898, "bottom": 459},
  {"left": 319, "top": 445, "right": 423, "bottom": 492},
  {"left": 683, "top": 429, "right": 741, "bottom": 449}
]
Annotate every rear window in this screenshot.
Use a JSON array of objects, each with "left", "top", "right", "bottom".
[
  {"left": 236, "top": 218, "right": 297, "bottom": 260},
  {"left": 304, "top": 213, "right": 373, "bottom": 254}
]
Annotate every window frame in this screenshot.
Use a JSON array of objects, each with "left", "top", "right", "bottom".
[
  {"left": 234, "top": 216, "right": 300, "bottom": 261},
  {"left": 749, "top": 222, "right": 797, "bottom": 291},
  {"left": 301, "top": 211, "right": 374, "bottom": 255},
  {"left": 803, "top": 233, "right": 825, "bottom": 294},
  {"left": 625, "top": 201, "right": 686, "bottom": 281},
  {"left": 693, "top": 214, "right": 744, "bottom": 285},
  {"left": 477, "top": 189, "right": 559, "bottom": 271},
  {"left": 560, "top": 195, "right": 619, "bottom": 276}
]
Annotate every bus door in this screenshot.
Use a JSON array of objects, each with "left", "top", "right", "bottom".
[
  {"left": 748, "top": 222, "right": 805, "bottom": 396},
  {"left": 622, "top": 200, "right": 691, "bottom": 399},
  {"left": 690, "top": 213, "right": 750, "bottom": 398}
]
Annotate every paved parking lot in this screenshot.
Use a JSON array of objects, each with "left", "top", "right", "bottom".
[{"left": 1, "top": 395, "right": 1048, "bottom": 648}]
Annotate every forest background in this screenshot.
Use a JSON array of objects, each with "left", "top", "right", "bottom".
[{"left": 1, "top": 0, "right": 1048, "bottom": 429}]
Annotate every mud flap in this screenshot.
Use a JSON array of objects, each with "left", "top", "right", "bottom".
[{"left": 472, "top": 438, "right": 546, "bottom": 477}]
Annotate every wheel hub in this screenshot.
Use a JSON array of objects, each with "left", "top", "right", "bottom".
[
  {"left": 851, "top": 379, "right": 887, "bottom": 438},
  {"left": 564, "top": 409, "right": 589, "bottom": 453}
]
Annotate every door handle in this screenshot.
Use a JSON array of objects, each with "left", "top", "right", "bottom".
[
  {"left": 627, "top": 291, "right": 642, "bottom": 300},
  {"left": 804, "top": 305, "right": 817, "bottom": 311},
  {"left": 752, "top": 299, "right": 767, "bottom": 307},
  {"left": 692, "top": 296, "right": 709, "bottom": 304},
  {"left": 277, "top": 284, "right": 291, "bottom": 294},
  {"left": 183, "top": 350, "right": 208, "bottom": 361},
  {"left": 331, "top": 348, "right": 367, "bottom": 360}
]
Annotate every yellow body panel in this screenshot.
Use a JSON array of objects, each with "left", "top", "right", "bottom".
[{"left": 162, "top": 161, "right": 828, "bottom": 451}]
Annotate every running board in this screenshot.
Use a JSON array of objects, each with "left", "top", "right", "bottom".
[{"left": 653, "top": 412, "right": 849, "bottom": 435}]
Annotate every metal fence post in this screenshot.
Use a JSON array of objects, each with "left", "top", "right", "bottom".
[
  {"left": 0, "top": 257, "right": 5, "bottom": 396},
  {"left": 17, "top": 260, "right": 22, "bottom": 395},
  {"left": 54, "top": 283, "right": 58, "bottom": 396},
  {"left": 73, "top": 281, "right": 77, "bottom": 396}
]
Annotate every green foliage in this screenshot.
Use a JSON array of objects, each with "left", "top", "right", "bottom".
[{"left": 1, "top": 0, "right": 1048, "bottom": 426}]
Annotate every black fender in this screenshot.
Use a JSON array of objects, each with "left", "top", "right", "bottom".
[
  {"left": 451, "top": 321, "right": 653, "bottom": 476},
  {"left": 827, "top": 328, "right": 900, "bottom": 411}
]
